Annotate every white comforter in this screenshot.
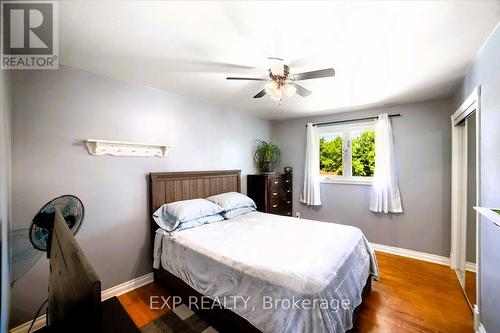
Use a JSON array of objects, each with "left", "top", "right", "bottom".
[{"left": 153, "top": 211, "right": 379, "bottom": 333}]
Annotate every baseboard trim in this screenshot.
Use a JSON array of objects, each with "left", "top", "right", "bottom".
[
  {"left": 477, "top": 323, "right": 487, "bottom": 333},
  {"left": 101, "top": 272, "right": 154, "bottom": 301},
  {"left": 10, "top": 272, "right": 154, "bottom": 333},
  {"left": 466, "top": 262, "right": 477, "bottom": 273},
  {"left": 473, "top": 305, "right": 480, "bottom": 332},
  {"left": 371, "top": 242, "right": 478, "bottom": 273},
  {"left": 370, "top": 242, "right": 451, "bottom": 265}
]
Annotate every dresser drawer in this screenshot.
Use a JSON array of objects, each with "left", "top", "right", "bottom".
[
  {"left": 269, "top": 177, "right": 282, "bottom": 190},
  {"left": 247, "top": 173, "right": 292, "bottom": 216},
  {"left": 270, "top": 202, "right": 292, "bottom": 215},
  {"left": 269, "top": 202, "right": 282, "bottom": 212},
  {"left": 269, "top": 188, "right": 282, "bottom": 198},
  {"left": 270, "top": 192, "right": 283, "bottom": 206}
]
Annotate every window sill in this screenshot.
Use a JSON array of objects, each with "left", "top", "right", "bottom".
[{"left": 320, "top": 178, "right": 373, "bottom": 186}]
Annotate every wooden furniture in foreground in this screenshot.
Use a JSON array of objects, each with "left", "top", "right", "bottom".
[
  {"left": 149, "top": 170, "right": 370, "bottom": 332},
  {"left": 48, "top": 208, "right": 101, "bottom": 332},
  {"left": 39, "top": 209, "right": 139, "bottom": 333},
  {"left": 247, "top": 173, "right": 293, "bottom": 216}
]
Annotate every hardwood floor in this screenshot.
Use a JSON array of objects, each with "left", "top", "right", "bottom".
[
  {"left": 118, "top": 252, "right": 473, "bottom": 332},
  {"left": 464, "top": 270, "right": 476, "bottom": 308},
  {"left": 350, "top": 252, "right": 473, "bottom": 333},
  {"left": 118, "top": 281, "right": 174, "bottom": 327}
]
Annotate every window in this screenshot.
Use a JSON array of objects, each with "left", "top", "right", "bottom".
[{"left": 318, "top": 122, "right": 375, "bottom": 184}]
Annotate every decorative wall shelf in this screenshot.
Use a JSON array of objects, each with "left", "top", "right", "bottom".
[
  {"left": 474, "top": 207, "right": 500, "bottom": 227},
  {"left": 85, "top": 139, "right": 171, "bottom": 157}
]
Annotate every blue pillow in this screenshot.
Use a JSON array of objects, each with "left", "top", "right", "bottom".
[
  {"left": 153, "top": 199, "right": 223, "bottom": 231},
  {"left": 222, "top": 206, "right": 256, "bottom": 219},
  {"left": 206, "top": 192, "right": 256, "bottom": 211},
  {"left": 172, "top": 214, "right": 224, "bottom": 233}
]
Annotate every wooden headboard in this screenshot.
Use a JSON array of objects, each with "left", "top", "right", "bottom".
[{"left": 150, "top": 169, "right": 241, "bottom": 218}]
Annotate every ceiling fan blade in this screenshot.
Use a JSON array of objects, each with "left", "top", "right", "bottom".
[
  {"left": 290, "top": 83, "right": 312, "bottom": 97},
  {"left": 226, "top": 77, "right": 267, "bottom": 81},
  {"left": 288, "top": 57, "right": 309, "bottom": 68},
  {"left": 253, "top": 89, "right": 267, "bottom": 98},
  {"left": 292, "top": 68, "right": 335, "bottom": 81},
  {"left": 157, "top": 58, "right": 263, "bottom": 74}
]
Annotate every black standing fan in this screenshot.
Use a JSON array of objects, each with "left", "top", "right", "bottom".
[
  {"left": 30, "top": 195, "right": 85, "bottom": 256},
  {"left": 11, "top": 195, "right": 84, "bottom": 283}
]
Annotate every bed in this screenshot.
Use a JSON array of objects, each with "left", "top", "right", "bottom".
[{"left": 150, "top": 170, "right": 379, "bottom": 333}]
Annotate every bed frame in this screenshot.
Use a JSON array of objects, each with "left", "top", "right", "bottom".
[{"left": 150, "top": 170, "right": 371, "bottom": 332}]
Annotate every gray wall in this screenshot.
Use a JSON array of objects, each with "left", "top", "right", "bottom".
[
  {"left": 271, "top": 98, "right": 454, "bottom": 257},
  {"left": 1, "top": 69, "right": 12, "bottom": 333},
  {"left": 9, "top": 66, "right": 271, "bottom": 327},
  {"left": 455, "top": 23, "right": 500, "bottom": 332}
]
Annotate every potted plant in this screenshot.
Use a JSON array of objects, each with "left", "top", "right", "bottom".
[{"left": 253, "top": 140, "right": 281, "bottom": 174}]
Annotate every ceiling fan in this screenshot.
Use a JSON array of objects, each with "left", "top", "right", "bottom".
[{"left": 226, "top": 57, "right": 335, "bottom": 103}]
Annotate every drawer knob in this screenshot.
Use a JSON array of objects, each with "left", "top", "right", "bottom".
[
  {"left": 287, "top": 201, "right": 291, "bottom": 204},
  {"left": 274, "top": 181, "right": 279, "bottom": 184},
  {"left": 272, "top": 204, "right": 278, "bottom": 208},
  {"left": 285, "top": 180, "right": 290, "bottom": 183},
  {"left": 287, "top": 190, "right": 291, "bottom": 193},
  {"left": 273, "top": 192, "right": 278, "bottom": 196}
]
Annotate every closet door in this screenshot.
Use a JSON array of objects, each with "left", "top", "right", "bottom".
[{"left": 450, "top": 87, "right": 480, "bottom": 314}]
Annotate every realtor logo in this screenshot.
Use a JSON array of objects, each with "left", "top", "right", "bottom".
[{"left": 1, "top": 1, "right": 58, "bottom": 69}]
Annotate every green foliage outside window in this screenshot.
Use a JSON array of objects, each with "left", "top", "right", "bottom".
[
  {"left": 352, "top": 131, "right": 375, "bottom": 177},
  {"left": 319, "top": 135, "right": 343, "bottom": 175},
  {"left": 319, "top": 131, "right": 375, "bottom": 177}
]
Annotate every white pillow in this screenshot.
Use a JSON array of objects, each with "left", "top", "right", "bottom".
[
  {"left": 153, "top": 199, "right": 223, "bottom": 231},
  {"left": 206, "top": 192, "right": 256, "bottom": 211}
]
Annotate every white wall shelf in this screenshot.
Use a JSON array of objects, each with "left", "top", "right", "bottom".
[
  {"left": 85, "top": 139, "right": 171, "bottom": 157},
  {"left": 474, "top": 207, "right": 500, "bottom": 228}
]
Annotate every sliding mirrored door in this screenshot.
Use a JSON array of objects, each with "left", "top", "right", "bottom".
[{"left": 450, "top": 87, "right": 480, "bottom": 316}]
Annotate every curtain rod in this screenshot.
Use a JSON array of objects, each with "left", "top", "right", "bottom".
[{"left": 306, "top": 113, "right": 401, "bottom": 127}]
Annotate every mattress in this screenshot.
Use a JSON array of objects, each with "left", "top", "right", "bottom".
[{"left": 153, "top": 211, "right": 379, "bottom": 333}]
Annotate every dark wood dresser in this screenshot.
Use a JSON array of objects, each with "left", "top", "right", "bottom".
[{"left": 247, "top": 173, "right": 292, "bottom": 217}]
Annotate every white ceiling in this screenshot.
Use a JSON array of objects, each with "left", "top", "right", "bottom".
[{"left": 59, "top": 1, "right": 500, "bottom": 120}]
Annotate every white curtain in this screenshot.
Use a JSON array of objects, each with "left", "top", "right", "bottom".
[
  {"left": 300, "top": 123, "right": 322, "bottom": 206},
  {"left": 370, "top": 114, "right": 403, "bottom": 213}
]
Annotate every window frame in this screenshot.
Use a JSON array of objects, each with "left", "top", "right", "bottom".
[{"left": 317, "top": 121, "right": 376, "bottom": 185}]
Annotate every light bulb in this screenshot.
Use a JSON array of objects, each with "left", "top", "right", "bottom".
[
  {"left": 283, "top": 83, "right": 296, "bottom": 97},
  {"left": 270, "top": 87, "right": 281, "bottom": 102}
]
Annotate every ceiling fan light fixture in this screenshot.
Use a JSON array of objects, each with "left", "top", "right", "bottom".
[
  {"left": 283, "top": 83, "right": 296, "bottom": 97},
  {"left": 228, "top": 57, "right": 333, "bottom": 103}
]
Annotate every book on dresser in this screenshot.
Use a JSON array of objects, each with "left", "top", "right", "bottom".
[{"left": 247, "top": 173, "right": 293, "bottom": 217}]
